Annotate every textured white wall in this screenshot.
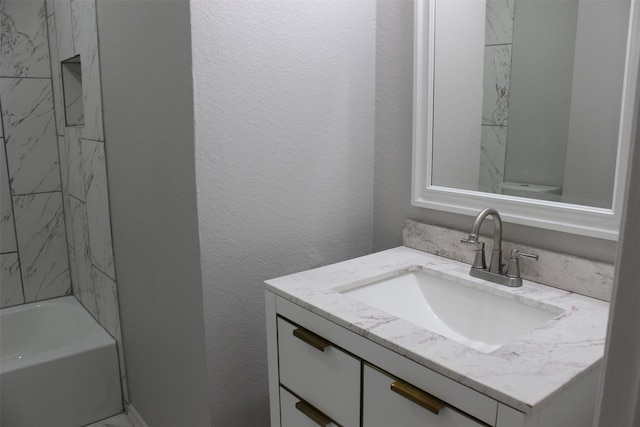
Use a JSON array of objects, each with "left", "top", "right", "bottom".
[{"left": 191, "top": 1, "right": 376, "bottom": 424}]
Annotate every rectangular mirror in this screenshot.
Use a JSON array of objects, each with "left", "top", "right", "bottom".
[{"left": 412, "top": 0, "right": 640, "bottom": 240}]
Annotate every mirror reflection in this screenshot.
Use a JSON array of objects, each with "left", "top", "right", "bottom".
[{"left": 431, "top": 0, "right": 630, "bottom": 208}]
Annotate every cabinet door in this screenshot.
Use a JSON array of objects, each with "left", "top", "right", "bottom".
[
  {"left": 280, "top": 387, "right": 340, "bottom": 427},
  {"left": 277, "top": 317, "right": 360, "bottom": 427},
  {"left": 363, "top": 364, "right": 487, "bottom": 427}
]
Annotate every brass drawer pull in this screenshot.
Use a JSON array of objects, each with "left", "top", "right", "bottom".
[
  {"left": 390, "top": 380, "right": 445, "bottom": 415},
  {"left": 295, "top": 400, "right": 333, "bottom": 426},
  {"left": 293, "top": 328, "right": 331, "bottom": 352}
]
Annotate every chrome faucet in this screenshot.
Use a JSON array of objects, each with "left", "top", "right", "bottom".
[
  {"left": 461, "top": 208, "right": 537, "bottom": 287},
  {"left": 461, "top": 208, "right": 503, "bottom": 274}
]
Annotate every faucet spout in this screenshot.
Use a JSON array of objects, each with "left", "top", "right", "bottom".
[
  {"left": 467, "top": 208, "right": 503, "bottom": 274},
  {"left": 462, "top": 208, "right": 535, "bottom": 287}
]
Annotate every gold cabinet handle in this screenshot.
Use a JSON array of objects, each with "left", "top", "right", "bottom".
[
  {"left": 295, "top": 400, "right": 333, "bottom": 426},
  {"left": 293, "top": 328, "right": 331, "bottom": 352},
  {"left": 390, "top": 380, "right": 445, "bottom": 415}
]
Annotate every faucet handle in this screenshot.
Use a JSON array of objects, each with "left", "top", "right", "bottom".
[
  {"left": 460, "top": 234, "right": 480, "bottom": 245},
  {"left": 506, "top": 249, "right": 538, "bottom": 279},
  {"left": 461, "top": 239, "right": 487, "bottom": 270}
]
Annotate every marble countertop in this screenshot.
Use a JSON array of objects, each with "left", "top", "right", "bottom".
[{"left": 264, "top": 246, "right": 609, "bottom": 413}]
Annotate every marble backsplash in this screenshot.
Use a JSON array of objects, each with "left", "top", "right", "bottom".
[{"left": 403, "top": 219, "right": 614, "bottom": 301}]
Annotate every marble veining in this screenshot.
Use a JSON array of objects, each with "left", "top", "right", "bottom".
[
  {"left": 1, "top": 0, "right": 51, "bottom": 78},
  {"left": 12, "top": 192, "right": 70, "bottom": 302},
  {"left": 1, "top": 78, "right": 61, "bottom": 195},
  {"left": 485, "top": 0, "right": 514, "bottom": 46},
  {"left": 45, "top": 0, "right": 66, "bottom": 136},
  {"left": 478, "top": 125, "right": 506, "bottom": 193},
  {"left": 65, "top": 127, "right": 85, "bottom": 201},
  {"left": 83, "top": 140, "right": 115, "bottom": 280},
  {"left": 57, "top": 135, "right": 74, "bottom": 245},
  {"left": 479, "top": 0, "right": 513, "bottom": 195},
  {"left": 1, "top": 141, "right": 18, "bottom": 253},
  {"left": 70, "top": 0, "right": 103, "bottom": 141},
  {"left": 52, "top": 0, "right": 74, "bottom": 62},
  {"left": 67, "top": 243, "right": 79, "bottom": 296},
  {"left": 482, "top": 45, "right": 511, "bottom": 126},
  {"left": 264, "top": 246, "right": 609, "bottom": 412},
  {"left": 69, "top": 195, "right": 96, "bottom": 316},
  {"left": 1, "top": 252, "right": 24, "bottom": 308},
  {"left": 403, "top": 219, "right": 614, "bottom": 301}
]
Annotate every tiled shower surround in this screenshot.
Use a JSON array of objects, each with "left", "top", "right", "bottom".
[
  {"left": 478, "top": 0, "right": 514, "bottom": 193},
  {"left": 0, "top": 0, "right": 128, "bottom": 402}
]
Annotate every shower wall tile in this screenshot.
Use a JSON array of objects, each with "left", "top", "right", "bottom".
[
  {"left": 52, "top": 0, "right": 75, "bottom": 61},
  {"left": 485, "top": 0, "right": 514, "bottom": 46},
  {"left": 57, "top": 135, "right": 74, "bottom": 245},
  {"left": 69, "top": 196, "right": 96, "bottom": 316},
  {"left": 1, "top": 253, "right": 23, "bottom": 308},
  {"left": 46, "top": 0, "right": 66, "bottom": 136},
  {"left": 66, "top": 127, "right": 85, "bottom": 201},
  {"left": 94, "top": 266, "right": 119, "bottom": 340},
  {"left": 1, "top": 139, "right": 17, "bottom": 253},
  {"left": 1, "top": 78, "right": 61, "bottom": 195},
  {"left": 83, "top": 140, "right": 115, "bottom": 279},
  {"left": 61, "top": 60, "right": 85, "bottom": 125},
  {"left": 93, "top": 266, "right": 127, "bottom": 402},
  {"left": 68, "top": 243, "right": 79, "bottom": 296},
  {"left": 478, "top": 125, "right": 507, "bottom": 193},
  {"left": 1, "top": 0, "right": 51, "bottom": 78},
  {"left": 482, "top": 45, "right": 511, "bottom": 126},
  {"left": 13, "top": 192, "right": 71, "bottom": 302},
  {"left": 71, "top": 0, "right": 103, "bottom": 142}
]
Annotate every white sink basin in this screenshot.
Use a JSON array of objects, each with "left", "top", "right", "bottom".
[{"left": 341, "top": 269, "right": 560, "bottom": 353}]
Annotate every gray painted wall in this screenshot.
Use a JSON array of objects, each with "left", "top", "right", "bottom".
[
  {"left": 563, "top": 0, "right": 629, "bottom": 208},
  {"left": 96, "top": 1, "right": 211, "bottom": 426},
  {"left": 190, "top": 1, "right": 375, "bottom": 424},
  {"left": 373, "top": 0, "right": 617, "bottom": 263},
  {"left": 505, "top": 0, "right": 579, "bottom": 188}
]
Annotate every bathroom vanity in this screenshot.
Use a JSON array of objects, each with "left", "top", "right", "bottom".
[{"left": 264, "top": 246, "right": 609, "bottom": 427}]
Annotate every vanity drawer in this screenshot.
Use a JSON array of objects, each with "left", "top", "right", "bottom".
[
  {"left": 362, "top": 364, "right": 487, "bottom": 427},
  {"left": 279, "top": 387, "right": 340, "bottom": 427},
  {"left": 277, "top": 317, "right": 360, "bottom": 427}
]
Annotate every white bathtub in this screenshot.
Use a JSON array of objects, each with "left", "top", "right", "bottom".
[{"left": 1, "top": 296, "right": 122, "bottom": 427}]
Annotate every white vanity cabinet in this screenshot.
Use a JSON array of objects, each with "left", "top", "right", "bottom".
[
  {"left": 266, "top": 289, "right": 602, "bottom": 427},
  {"left": 362, "top": 364, "right": 486, "bottom": 427},
  {"left": 277, "top": 317, "right": 360, "bottom": 427},
  {"left": 266, "top": 292, "right": 499, "bottom": 427},
  {"left": 279, "top": 387, "right": 340, "bottom": 427}
]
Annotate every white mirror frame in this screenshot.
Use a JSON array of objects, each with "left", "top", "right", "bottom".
[{"left": 412, "top": 0, "right": 640, "bottom": 240}]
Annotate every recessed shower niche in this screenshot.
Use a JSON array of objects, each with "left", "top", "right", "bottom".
[{"left": 61, "top": 55, "right": 84, "bottom": 127}]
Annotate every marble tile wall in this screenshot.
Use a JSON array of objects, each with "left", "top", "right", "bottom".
[
  {"left": 478, "top": 0, "right": 514, "bottom": 193},
  {"left": 46, "top": 0, "right": 128, "bottom": 403},
  {"left": 1, "top": 0, "right": 128, "bottom": 403},
  {"left": 1, "top": 0, "right": 71, "bottom": 306}
]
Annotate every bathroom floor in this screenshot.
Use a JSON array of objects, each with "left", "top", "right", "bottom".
[{"left": 85, "top": 413, "right": 133, "bottom": 427}]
